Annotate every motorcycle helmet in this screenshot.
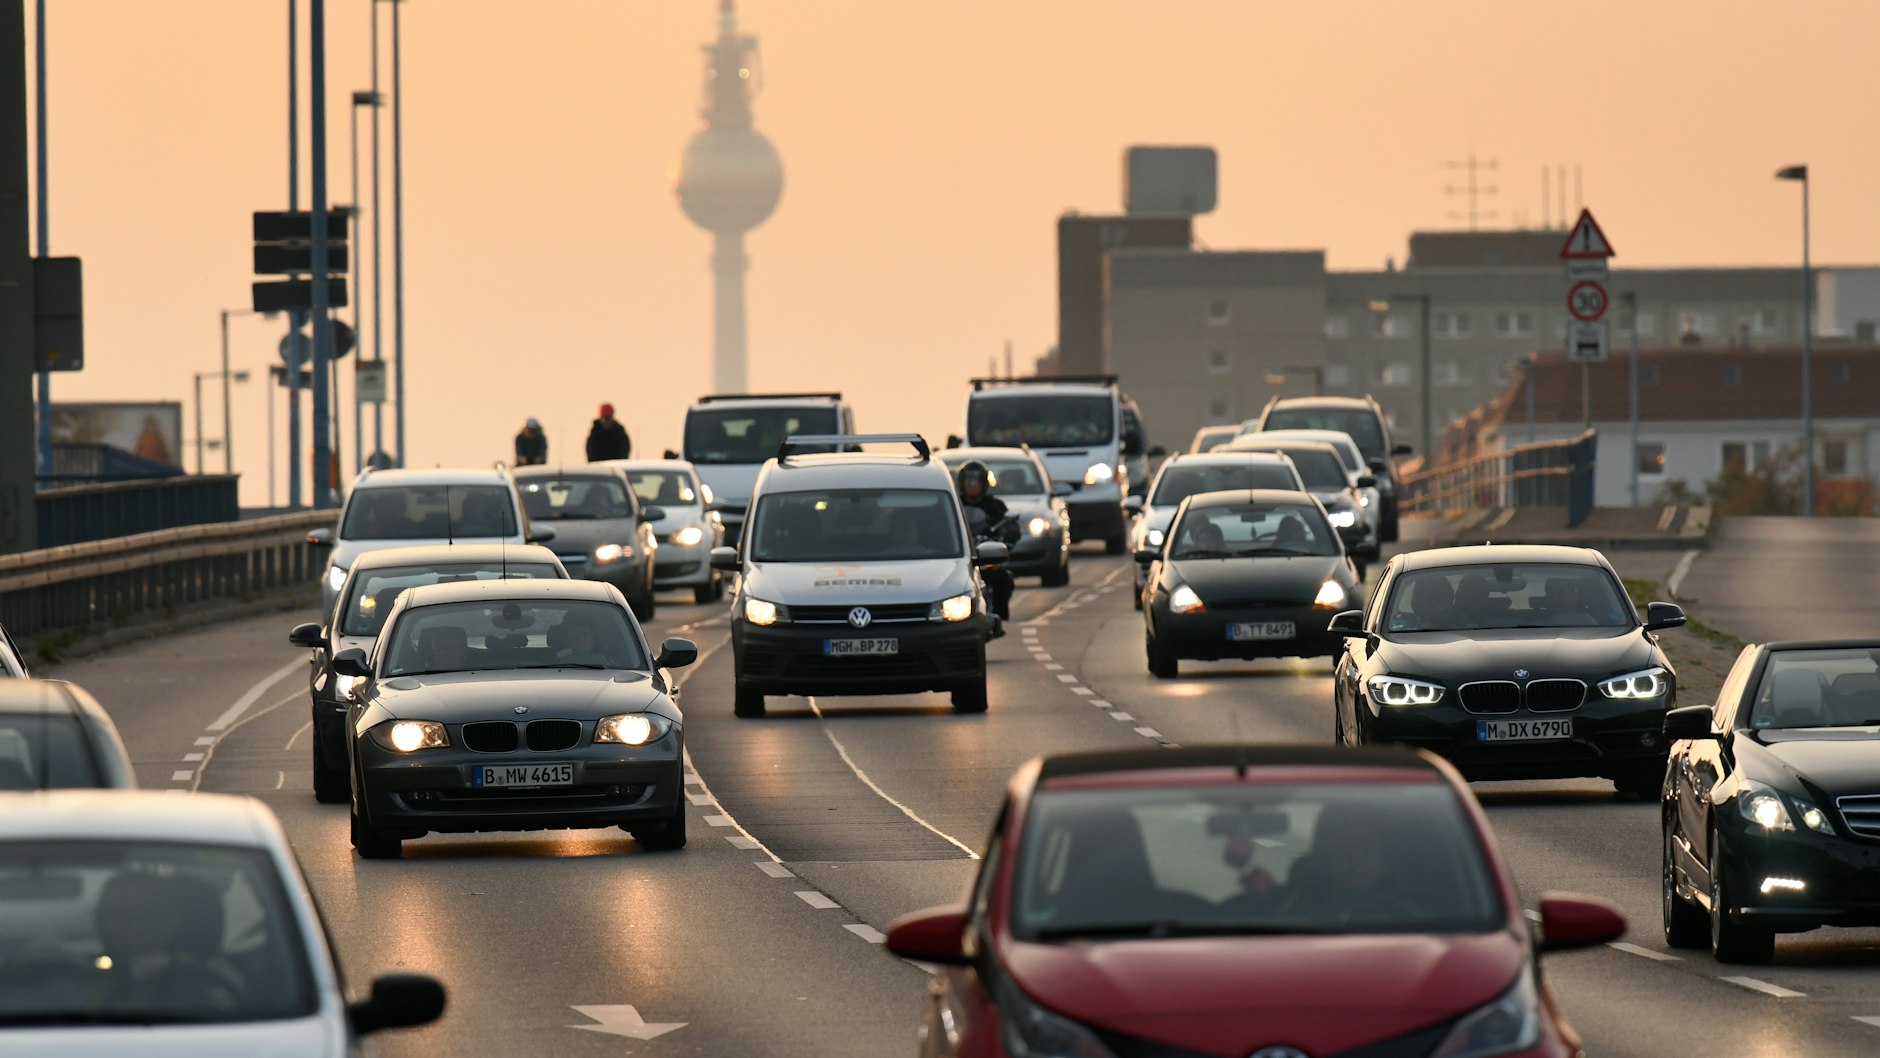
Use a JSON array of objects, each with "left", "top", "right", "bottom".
[{"left": 956, "top": 460, "right": 992, "bottom": 494}]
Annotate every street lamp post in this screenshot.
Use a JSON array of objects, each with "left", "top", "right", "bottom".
[
  {"left": 350, "top": 91, "right": 379, "bottom": 475},
  {"left": 1776, "top": 164, "right": 1813, "bottom": 517},
  {"left": 1370, "top": 295, "right": 1434, "bottom": 459},
  {"left": 193, "top": 369, "right": 252, "bottom": 474}
]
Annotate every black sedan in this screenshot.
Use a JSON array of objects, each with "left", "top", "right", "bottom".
[
  {"left": 332, "top": 579, "right": 696, "bottom": 859},
  {"left": 1663, "top": 639, "right": 1880, "bottom": 963},
  {"left": 290, "top": 543, "right": 566, "bottom": 804},
  {"left": 1332, "top": 544, "right": 1686, "bottom": 797},
  {"left": 1138, "top": 489, "right": 1361, "bottom": 678}
]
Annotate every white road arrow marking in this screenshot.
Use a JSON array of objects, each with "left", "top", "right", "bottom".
[{"left": 567, "top": 1005, "right": 687, "bottom": 1040}]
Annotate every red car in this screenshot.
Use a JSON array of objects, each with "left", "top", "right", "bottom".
[{"left": 887, "top": 746, "right": 1624, "bottom": 1058}]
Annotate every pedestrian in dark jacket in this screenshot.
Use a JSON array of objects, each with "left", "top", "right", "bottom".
[
  {"left": 585, "top": 403, "right": 631, "bottom": 461},
  {"left": 514, "top": 417, "right": 548, "bottom": 465}
]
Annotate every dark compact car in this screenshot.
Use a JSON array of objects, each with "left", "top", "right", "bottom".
[
  {"left": 290, "top": 543, "right": 567, "bottom": 804},
  {"left": 1138, "top": 490, "right": 1360, "bottom": 677},
  {"left": 885, "top": 745, "right": 1625, "bottom": 1058},
  {"left": 332, "top": 579, "right": 697, "bottom": 859},
  {"left": 0, "top": 680, "right": 137, "bottom": 789},
  {"left": 1332, "top": 545, "right": 1688, "bottom": 798},
  {"left": 1663, "top": 639, "right": 1880, "bottom": 964},
  {"left": 514, "top": 465, "right": 663, "bottom": 619},
  {"left": 1255, "top": 394, "right": 1411, "bottom": 542}
]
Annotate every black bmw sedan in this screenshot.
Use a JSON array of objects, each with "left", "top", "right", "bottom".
[
  {"left": 1663, "top": 639, "right": 1880, "bottom": 964},
  {"left": 1139, "top": 489, "right": 1361, "bottom": 678},
  {"left": 1331, "top": 545, "right": 1686, "bottom": 797},
  {"left": 333, "top": 579, "right": 696, "bottom": 859}
]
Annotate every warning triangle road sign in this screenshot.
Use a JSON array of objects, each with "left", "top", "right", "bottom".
[{"left": 1559, "top": 208, "right": 1615, "bottom": 259}]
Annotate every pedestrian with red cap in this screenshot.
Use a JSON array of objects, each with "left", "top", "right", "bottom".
[{"left": 585, "top": 402, "right": 632, "bottom": 461}]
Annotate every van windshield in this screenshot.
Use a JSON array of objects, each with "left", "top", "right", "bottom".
[
  {"left": 968, "top": 395, "right": 1114, "bottom": 448},
  {"left": 750, "top": 489, "right": 963, "bottom": 562},
  {"left": 684, "top": 407, "right": 839, "bottom": 465}
]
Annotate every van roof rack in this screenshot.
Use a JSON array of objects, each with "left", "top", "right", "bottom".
[
  {"left": 970, "top": 375, "right": 1118, "bottom": 391},
  {"left": 697, "top": 392, "right": 842, "bottom": 404},
  {"left": 777, "top": 434, "right": 930, "bottom": 462}
]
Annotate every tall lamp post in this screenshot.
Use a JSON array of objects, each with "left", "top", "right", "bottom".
[
  {"left": 192, "top": 369, "right": 252, "bottom": 474},
  {"left": 1369, "top": 295, "right": 1434, "bottom": 459},
  {"left": 349, "top": 91, "right": 379, "bottom": 474},
  {"left": 1776, "top": 164, "right": 1813, "bottom": 517},
  {"left": 219, "top": 308, "right": 274, "bottom": 475}
]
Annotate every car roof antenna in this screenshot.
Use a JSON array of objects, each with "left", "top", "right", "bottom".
[{"left": 445, "top": 484, "right": 455, "bottom": 546}]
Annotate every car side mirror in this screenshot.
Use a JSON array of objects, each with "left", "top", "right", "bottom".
[
  {"left": 1366, "top": 457, "right": 1389, "bottom": 474},
  {"left": 1122, "top": 495, "right": 1144, "bottom": 514},
  {"left": 1148, "top": 445, "right": 1168, "bottom": 458},
  {"left": 1132, "top": 547, "right": 1161, "bottom": 564},
  {"left": 655, "top": 637, "right": 699, "bottom": 670},
  {"left": 1327, "top": 609, "right": 1367, "bottom": 637},
  {"left": 1664, "top": 704, "right": 1717, "bottom": 742},
  {"left": 1535, "top": 892, "right": 1627, "bottom": 953},
  {"left": 663, "top": 449, "right": 679, "bottom": 460},
  {"left": 1052, "top": 481, "right": 1074, "bottom": 498},
  {"left": 348, "top": 973, "right": 447, "bottom": 1036},
  {"left": 1391, "top": 443, "right": 1414, "bottom": 456},
  {"left": 527, "top": 526, "right": 557, "bottom": 545},
  {"left": 1644, "top": 601, "right": 1686, "bottom": 632},
  {"left": 1355, "top": 474, "right": 1377, "bottom": 489},
  {"left": 709, "top": 546, "right": 741, "bottom": 572},
  {"left": 640, "top": 506, "right": 667, "bottom": 523},
  {"left": 974, "top": 541, "right": 1009, "bottom": 566},
  {"left": 884, "top": 905, "right": 971, "bottom": 966},
  {"left": 306, "top": 527, "right": 334, "bottom": 546},
  {"left": 332, "top": 647, "right": 372, "bottom": 679},
  {"left": 288, "top": 622, "right": 326, "bottom": 649}
]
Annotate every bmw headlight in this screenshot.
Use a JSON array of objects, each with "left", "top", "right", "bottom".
[
  {"left": 595, "top": 713, "right": 673, "bottom": 746},
  {"left": 994, "top": 972, "right": 1117, "bottom": 1058},
  {"left": 1737, "top": 780, "right": 1831, "bottom": 834},
  {"left": 1428, "top": 962, "right": 1540, "bottom": 1058},
  {"left": 1368, "top": 675, "right": 1445, "bottom": 707},
  {"left": 1168, "top": 584, "right": 1205, "bottom": 614},
  {"left": 373, "top": 720, "right": 448, "bottom": 753},
  {"left": 743, "top": 596, "right": 787, "bottom": 626},
  {"left": 1599, "top": 667, "right": 1668, "bottom": 699},
  {"left": 1025, "top": 516, "right": 1051, "bottom": 538},
  {"left": 1083, "top": 462, "right": 1114, "bottom": 486},
  {"left": 930, "top": 593, "right": 975, "bottom": 623},
  {"left": 1313, "top": 580, "right": 1348, "bottom": 610},
  {"left": 1328, "top": 509, "right": 1358, "bottom": 529},
  {"left": 1145, "top": 528, "right": 1166, "bottom": 548},
  {"left": 593, "top": 543, "right": 631, "bottom": 565},
  {"left": 327, "top": 565, "right": 348, "bottom": 592},
  {"left": 672, "top": 525, "right": 706, "bottom": 547}
]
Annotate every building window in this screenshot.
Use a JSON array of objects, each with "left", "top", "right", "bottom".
[
  {"left": 1856, "top": 321, "right": 1877, "bottom": 343},
  {"left": 1206, "top": 398, "right": 1232, "bottom": 424},
  {"left": 1638, "top": 443, "right": 1666, "bottom": 476},
  {"left": 1432, "top": 310, "right": 1471, "bottom": 338},
  {"left": 1372, "top": 313, "right": 1411, "bottom": 340},
  {"left": 1205, "top": 349, "right": 1231, "bottom": 375},
  {"left": 1324, "top": 364, "right": 1351, "bottom": 389},
  {"left": 1493, "top": 310, "right": 1535, "bottom": 338},
  {"left": 1434, "top": 360, "right": 1470, "bottom": 386},
  {"left": 1379, "top": 363, "right": 1412, "bottom": 387},
  {"left": 1824, "top": 438, "right": 1850, "bottom": 477},
  {"left": 1323, "top": 314, "right": 1350, "bottom": 339},
  {"left": 1641, "top": 364, "right": 1661, "bottom": 386},
  {"left": 1723, "top": 441, "right": 1774, "bottom": 474},
  {"left": 1207, "top": 300, "right": 1230, "bottom": 325},
  {"left": 1720, "top": 363, "right": 1742, "bottom": 386},
  {"left": 1752, "top": 308, "right": 1782, "bottom": 336},
  {"left": 1831, "top": 362, "right": 1852, "bottom": 384}
]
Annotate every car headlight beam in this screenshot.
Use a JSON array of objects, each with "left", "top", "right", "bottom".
[
  {"left": 1083, "top": 462, "right": 1114, "bottom": 486},
  {"left": 1313, "top": 580, "right": 1348, "bottom": 610},
  {"left": 672, "top": 525, "right": 706, "bottom": 547},
  {"left": 1145, "top": 528, "right": 1166, "bottom": 548},
  {"left": 327, "top": 565, "right": 348, "bottom": 592},
  {"left": 595, "top": 713, "right": 671, "bottom": 746},
  {"left": 1737, "top": 781, "right": 1832, "bottom": 834},
  {"left": 593, "top": 543, "right": 630, "bottom": 564},
  {"left": 1025, "top": 516, "right": 1051, "bottom": 538},
  {"left": 744, "top": 596, "right": 783, "bottom": 626},
  {"left": 1328, "top": 509, "right": 1358, "bottom": 529},
  {"left": 1598, "top": 667, "right": 1668, "bottom": 699},
  {"left": 931, "top": 593, "right": 975, "bottom": 623},
  {"left": 1168, "top": 585, "right": 1205, "bottom": 614},
  {"left": 1368, "top": 675, "right": 1445, "bottom": 707},
  {"left": 380, "top": 720, "right": 448, "bottom": 753}
]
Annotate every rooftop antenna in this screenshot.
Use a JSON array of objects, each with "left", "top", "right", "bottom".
[
  {"left": 1444, "top": 153, "right": 1498, "bottom": 230},
  {"left": 1541, "top": 168, "right": 1551, "bottom": 228}
]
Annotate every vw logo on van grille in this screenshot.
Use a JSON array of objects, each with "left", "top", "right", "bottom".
[{"left": 847, "top": 607, "right": 873, "bottom": 629}]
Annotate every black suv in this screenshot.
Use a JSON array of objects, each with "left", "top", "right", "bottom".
[{"left": 1255, "top": 395, "right": 1411, "bottom": 542}]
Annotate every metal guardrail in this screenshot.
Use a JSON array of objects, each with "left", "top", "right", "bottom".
[
  {"left": 0, "top": 511, "right": 332, "bottom": 642},
  {"left": 36, "top": 475, "right": 242, "bottom": 547},
  {"left": 1400, "top": 430, "right": 1598, "bottom": 528}
]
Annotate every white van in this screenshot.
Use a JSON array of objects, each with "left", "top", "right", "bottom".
[
  {"left": 679, "top": 393, "right": 855, "bottom": 546},
  {"left": 963, "top": 376, "right": 1141, "bottom": 553}
]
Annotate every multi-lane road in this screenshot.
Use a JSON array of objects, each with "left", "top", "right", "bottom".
[{"left": 45, "top": 520, "right": 1880, "bottom": 1056}]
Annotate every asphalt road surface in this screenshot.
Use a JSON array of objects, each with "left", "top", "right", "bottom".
[
  {"left": 1679, "top": 516, "right": 1880, "bottom": 646},
  {"left": 47, "top": 543, "right": 1880, "bottom": 1056}
]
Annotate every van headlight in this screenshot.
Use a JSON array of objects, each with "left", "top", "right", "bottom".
[
  {"left": 1598, "top": 667, "right": 1667, "bottom": 699},
  {"left": 1429, "top": 963, "right": 1539, "bottom": 1058},
  {"left": 595, "top": 713, "right": 673, "bottom": 746},
  {"left": 931, "top": 594, "right": 975, "bottom": 622},
  {"left": 671, "top": 525, "right": 705, "bottom": 547},
  {"left": 1025, "top": 516, "right": 1051, "bottom": 538},
  {"left": 1083, "top": 463, "right": 1114, "bottom": 486},
  {"left": 743, "top": 597, "right": 788, "bottom": 626},
  {"left": 1368, "top": 675, "right": 1445, "bottom": 707}
]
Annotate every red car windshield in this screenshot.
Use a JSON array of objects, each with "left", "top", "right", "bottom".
[{"left": 1011, "top": 782, "right": 1504, "bottom": 940}]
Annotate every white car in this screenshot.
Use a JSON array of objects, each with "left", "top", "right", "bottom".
[
  {"left": 1124, "top": 452, "right": 1305, "bottom": 609},
  {"left": 0, "top": 790, "right": 444, "bottom": 1055},
  {"left": 607, "top": 458, "right": 728, "bottom": 604}
]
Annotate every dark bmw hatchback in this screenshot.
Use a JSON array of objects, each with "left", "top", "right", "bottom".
[{"left": 1332, "top": 545, "right": 1687, "bottom": 797}]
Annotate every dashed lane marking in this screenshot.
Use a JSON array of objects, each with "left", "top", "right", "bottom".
[
  {"left": 705, "top": 815, "right": 735, "bottom": 828},
  {"left": 1089, "top": 700, "right": 1111, "bottom": 709},
  {"left": 1043, "top": 663, "right": 1063, "bottom": 671},
  {"left": 1720, "top": 977, "right": 1805, "bottom": 998},
  {"left": 1134, "top": 727, "right": 1162, "bottom": 740},
  {"left": 806, "top": 698, "right": 979, "bottom": 859},
  {"left": 1056, "top": 674, "right": 1079, "bottom": 684},
  {"left": 183, "top": 753, "right": 204, "bottom": 762},
  {"left": 1109, "top": 711, "right": 1134, "bottom": 722},
  {"left": 755, "top": 861, "right": 794, "bottom": 879},
  {"left": 171, "top": 770, "right": 193, "bottom": 783},
  {"left": 1072, "top": 687, "right": 1095, "bottom": 697},
  {"left": 686, "top": 792, "right": 715, "bottom": 806},
  {"left": 725, "top": 835, "right": 762, "bottom": 850},
  {"left": 1609, "top": 942, "right": 1680, "bottom": 962},
  {"left": 1852, "top": 1016, "right": 1880, "bottom": 1030},
  {"left": 795, "top": 891, "right": 840, "bottom": 910},
  {"left": 194, "top": 736, "right": 214, "bottom": 747},
  {"left": 844, "top": 924, "right": 887, "bottom": 944}
]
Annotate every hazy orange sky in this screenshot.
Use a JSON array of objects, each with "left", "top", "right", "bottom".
[{"left": 26, "top": 0, "right": 1880, "bottom": 505}]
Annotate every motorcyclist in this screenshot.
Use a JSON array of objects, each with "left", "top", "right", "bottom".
[{"left": 955, "top": 460, "right": 1016, "bottom": 633}]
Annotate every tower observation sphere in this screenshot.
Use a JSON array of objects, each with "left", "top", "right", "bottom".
[{"left": 676, "top": 126, "right": 782, "bottom": 234}]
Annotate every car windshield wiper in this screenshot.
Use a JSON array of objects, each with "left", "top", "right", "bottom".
[
  {"left": 1033, "top": 922, "right": 1335, "bottom": 941},
  {"left": 537, "top": 512, "right": 598, "bottom": 520},
  {"left": 514, "top": 662, "right": 614, "bottom": 670},
  {"left": 393, "top": 668, "right": 473, "bottom": 678},
  {"left": 1232, "top": 546, "right": 1322, "bottom": 557},
  {"left": 1173, "top": 549, "right": 1236, "bottom": 560}
]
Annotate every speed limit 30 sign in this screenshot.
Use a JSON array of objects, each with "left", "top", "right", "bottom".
[{"left": 1567, "top": 281, "right": 1608, "bottom": 323}]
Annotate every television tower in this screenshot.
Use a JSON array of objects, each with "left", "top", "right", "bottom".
[{"left": 676, "top": 0, "right": 783, "bottom": 393}]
